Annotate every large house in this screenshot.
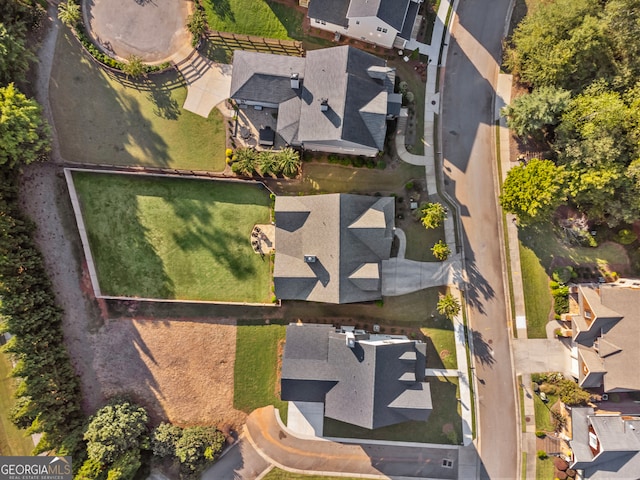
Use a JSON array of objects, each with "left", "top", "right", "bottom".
[
  {"left": 570, "top": 407, "right": 640, "bottom": 479},
  {"left": 304, "top": 0, "right": 422, "bottom": 49},
  {"left": 230, "top": 45, "right": 401, "bottom": 157},
  {"left": 273, "top": 193, "right": 395, "bottom": 304},
  {"left": 281, "top": 323, "right": 432, "bottom": 431},
  {"left": 570, "top": 282, "right": 640, "bottom": 393}
]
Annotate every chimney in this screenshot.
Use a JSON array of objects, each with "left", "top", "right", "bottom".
[
  {"left": 320, "top": 98, "right": 329, "bottom": 111},
  {"left": 290, "top": 72, "right": 300, "bottom": 89}
]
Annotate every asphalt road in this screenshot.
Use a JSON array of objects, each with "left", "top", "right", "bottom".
[{"left": 440, "top": 1, "right": 519, "bottom": 479}]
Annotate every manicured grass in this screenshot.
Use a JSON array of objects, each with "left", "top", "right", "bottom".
[
  {"left": 73, "top": 172, "right": 273, "bottom": 302},
  {"left": 392, "top": 59, "right": 426, "bottom": 155},
  {"left": 0, "top": 353, "right": 35, "bottom": 455},
  {"left": 421, "top": 316, "right": 457, "bottom": 370},
  {"left": 324, "top": 376, "right": 461, "bottom": 444},
  {"left": 263, "top": 469, "right": 362, "bottom": 480},
  {"left": 519, "top": 243, "right": 552, "bottom": 338},
  {"left": 536, "top": 456, "right": 555, "bottom": 480},
  {"left": 50, "top": 31, "right": 226, "bottom": 171},
  {"left": 234, "top": 325, "right": 288, "bottom": 420},
  {"left": 203, "top": 0, "right": 291, "bottom": 39},
  {"left": 403, "top": 219, "right": 446, "bottom": 262},
  {"left": 532, "top": 391, "right": 559, "bottom": 433}
]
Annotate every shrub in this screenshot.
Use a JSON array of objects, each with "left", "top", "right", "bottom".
[
  {"left": 152, "top": 423, "right": 183, "bottom": 458},
  {"left": 540, "top": 383, "right": 558, "bottom": 395},
  {"left": 376, "top": 160, "right": 386, "bottom": 169},
  {"left": 537, "top": 450, "right": 548, "bottom": 460},
  {"left": 552, "top": 266, "right": 574, "bottom": 284},
  {"left": 556, "top": 471, "right": 568, "bottom": 480},
  {"left": 616, "top": 228, "right": 637, "bottom": 245},
  {"left": 567, "top": 468, "right": 577, "bottom": 477},
  {"left": 186, "top": 9, "right": 207, "bottom": 47},
  {"left": 225, "top": 148, "right": 233, "bottom": 157},
  {"left": 405, "top": 181, "right": 414, "bottom": 190},
  {"left": 553, "top": 294, "right": 569, "bottom": 315},
  {"left": 553, "top": 457, "right": 569, "bottom": 471},
  {"left": 375, "top": 299, "right": 384, "bottom": 307},
  {"left": 535, "top": 430, "right": 546, "bottom": 438}
]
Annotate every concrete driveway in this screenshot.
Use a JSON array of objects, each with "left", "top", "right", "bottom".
[
  {"left": 83, "top": 0, "right": 191, "bottom": 63},
  {"left": 201, "top": 437, "right": 270, "bottom": 480}
]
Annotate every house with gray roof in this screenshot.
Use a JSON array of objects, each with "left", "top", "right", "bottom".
[
  {"left": 570, "top": 407, "right": 640, "bottom": 479},
  {"left": 304, "top": 0, "right": 422, "bottom": 49},
  {"left": 230, "top": 46, "right": 401, "bottom": 157},
  {"left": 274, "top": 193, "right": 395, "bottom": 304},
  {"left": 569, "top": 282, "right": 640, "bottom": 393},
  {"left": 281, "top": 323, "right": 432, "bottom": 431}
]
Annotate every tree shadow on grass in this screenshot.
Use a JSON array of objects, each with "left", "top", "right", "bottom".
[
  {"left": 145, "top": 79, "right": 181, "bottom": 120},
  {"left": 205, "top": 0, "right": 235, "bottom": 23}
]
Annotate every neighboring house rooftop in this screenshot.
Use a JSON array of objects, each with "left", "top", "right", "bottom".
[
  {"left": 570, "top": 407, "right": 640, "bottom": 479},
  {"left": 230, "top": 46, "right": 399, "bottom": 156},
  {"left": 281, "top": 323, "right": 432, "bottom": 430},
  {"left": 274, "top": 194, "right": 394, "bottom": 304},
  {"left": 346, "top": 0, "right": 411, "bottom": 31},
  {"left": 573, "top": 283, "right": 640, "bottom": 392}
]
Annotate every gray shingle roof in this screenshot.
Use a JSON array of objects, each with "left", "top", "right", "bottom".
[
  {"left": 346, "top": 0, "right": 411, "bottom": 31},
  {"left": 281, "top": 323, "right": 432, "bottom": 429},
  {"left": 575, "top": 284, "right": 640, "bottom": 392},
  {"left": 398, "top": 0, "right": 419, "bottom": 40},
  {"left": 230, "top": 51, "right": 305, "bottom": 104},
  {"left": 308, "top": 0, "right": 349, "bottom": 26},
  {"left": 274, "top": 194, "right": 394, "bottom": 304},
  {"left": 231, "top": 46, "right": 393, "bottom": 153}
]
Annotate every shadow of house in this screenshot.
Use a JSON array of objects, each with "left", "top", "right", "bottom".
[
  {"left": 281, "top": 323, "right": 432, "bottom": 431},
  {"left": 230, "top": 45, "right": 401, "bottom": 157},
  {"left": 274, "top": 193, "right": 395, "bottom": 304}
]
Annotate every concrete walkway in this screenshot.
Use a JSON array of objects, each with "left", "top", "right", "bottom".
[{"left": 177, "top": 53, "right": 233, "bottom": 118}]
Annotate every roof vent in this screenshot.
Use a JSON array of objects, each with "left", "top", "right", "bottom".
[
  {"left": 291, "top": 72, "right": 300, "bottom": 89},
  {"left": 304, "top": 255, "right": 317, "bottom": 263},
  {"left": 320, "top": 98, "right": 329, "bottom": 112}
]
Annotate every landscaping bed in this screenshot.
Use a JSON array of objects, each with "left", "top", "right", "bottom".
[{"left": 72, "top": 172, "right": 273, "bottom": 303}]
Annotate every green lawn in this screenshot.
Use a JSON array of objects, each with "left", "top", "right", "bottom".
[
  {"left": 536, "top": 456, "right": 555, "bottom": 480},
  {"left": 72, "top": 172, "right": 273, "bottom": 302},
  {"left": 263, "top": 469, "right": 362, "bottom": 480},
  {"left": 234, "top": 325, "right": 288, "bottom": 420},
  {"left": 421, "top": 316, "right": 457, "bottom": 370},
  {"left": 203, "top": 0, "right": 291, "bottom": 39},
  {"left": 532, "top": 391, "right": 559, "bottom": 433},
  {"left": 324, "top": 376, "right": 461, "bottom": 444},
  {"left": 519, "top": 243, "right": 552, "bottom": 338},
  {"left": 392, "top": 59, "right": 426, "bottom": 155},
  {"left": 50, "top": 31, "right": 226, "bottom": 171},
  {"left": 0, "top": 353, "right": 35, "bottom": 455}
]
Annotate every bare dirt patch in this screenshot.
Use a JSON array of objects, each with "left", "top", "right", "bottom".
[{"left": 92, "top": 318, "right": 247, "bottom": 429}]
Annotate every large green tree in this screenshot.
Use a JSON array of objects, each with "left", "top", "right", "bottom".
[
  {"left": 500, "top": 159, "right": 567, "bottom": 225},
  {"left": 604, "top": 0, "right": 640, "bottom": 90},
  {"left": 83, "top": 399, "right": 148, "bottom": 466},
  {"left": 504, "top": 0, "right": 613, "bottom": 91},
  {"left": 0, "top": 83, "right": 50, "bottom": 167},
  {"left": 0, "top": 22, "right": 33, "bottom": 85},
  {"left": 502, "top": 86, "right": 570, "bottom": 138}
]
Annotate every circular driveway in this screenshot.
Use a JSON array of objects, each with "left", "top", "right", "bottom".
[{"left": 83, "top": 0, "right": 192, "bottom": 63}]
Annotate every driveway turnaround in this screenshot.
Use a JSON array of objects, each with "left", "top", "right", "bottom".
[
  {"left": 83, "top": 0, "right": 191, "bottom": 63},
  {"left": 245, "top": 406, "right": 459, "bottom": 479}
]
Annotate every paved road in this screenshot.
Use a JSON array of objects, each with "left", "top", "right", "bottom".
[
  {"left": 201, "top": 437, "right": 270, "bottom": 480},
  {"left": 440, "top": 1, "right": 518, "bottom": 478}
]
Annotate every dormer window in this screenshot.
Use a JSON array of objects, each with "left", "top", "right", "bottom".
[
  {"left": 589, "top": 431, "right": 598, "bottom": 449},
  {"left": 585, "top": 311, "right": 592, "bottom": 319}
]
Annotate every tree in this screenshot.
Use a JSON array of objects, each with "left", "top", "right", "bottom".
[
  {"left": 504, "top": 0, "right": 614, "bottom": 91},
  {"left": 0, "top": 22, "right": 33, "bottom": 85},
  {"left": 122, "top": 55, "right": 145, "bottom": 79},
  {"left": 431, "top": 240, "right": 451, "bottom": 261},
  {"left": 0, "top": 83, "right": 50, "bottom": 167},
  {"left": 106, "top": 450, "right": 141, "bottom": 480},
  {"left": 57, "top": 1, "right": 80, "bottom": 27},
  {"left": 500, "top": 159, "right": 567, "bottom": 225},
  {"left": 437, "top": 292, "right": 461, "bottom": 319},
  {"left": 231, "top": 147, "right": 256, "bottom": 176},
  {"left": 152, "top": 422, "right": 183, "bottom": 458},
  {"left": 84, "top": 399, "right": 148, "bottom": 466},
  {"left": 186, "top": 9, "right": 207, "bottom": 47},
  {"left": 257, "top": 150, "right": 276, "bottom": 177},
  {"left": 419, "top": 202, "right": 446, "bottom": 229},
  {"left": 604, "top": 0, "right": 640, "bottom": 90},
  {"left": 175, "top": 426, "right": 225, "bottom": 476},
  {"left": 501, "top": 86, "right": 571, "bottom": 138},
  {"left": 275, "top": 147, "right": 300, "bottom": 178}
]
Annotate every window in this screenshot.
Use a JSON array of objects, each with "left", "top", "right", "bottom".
[
  {"left": 376, "top": 26, "right": 382, "bottom": 31},
  {"left": 321, "top": 20, "right": 326, "bottom": 25},
  {"left": 442, "top": 459, "right": 453, "bottom": 468},
  {"left": 382, "top": 28, "right": 387, "bottom": 33},
  {"left": 315, "top": 19, "right": 320, "bottom": 23},
  {"left": 589, "top": 432, "right": 598, "bottom": 449},
  {"left": 355, "top": 20, "right": 360, "bottom": 24},
  {"left": 585, "top": 311, "right": 592, "bottom": 319}
]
